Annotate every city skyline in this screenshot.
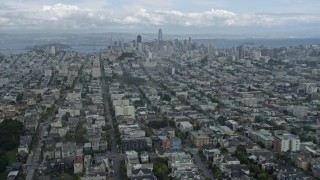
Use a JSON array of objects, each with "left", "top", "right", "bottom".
[{"left": 0, "top": 0, "right": 320, "bottom": 36}]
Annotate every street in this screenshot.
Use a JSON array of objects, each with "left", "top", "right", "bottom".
[
  {"left": 25, "top": 89, "right": 68, "bottom": 180},
  {"left": 100, "top": 57, "right": 123, "bottom": 180},
  {"left": 188, "top": 149, "right": 214, "bottom": 180}
]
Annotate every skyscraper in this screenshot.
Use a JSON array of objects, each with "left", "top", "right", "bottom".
[
  {"left": 238, "top": 46, "right": 245, "bottom": 60},
  {"left": 158, "top": 29, "right": 163, "bottom": 42},
  {"left": 137, "top": 35, "right": 142, "bottom": 43}
]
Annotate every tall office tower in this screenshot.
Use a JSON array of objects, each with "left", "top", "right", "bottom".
[
  {"left": 208, "top": 44, "right": 213, "bottom": 53},
  {"left": 188, "top": 37, "right": 191, "bottom": 50},
  {"left": 158, "top": 29, "right": 163, "bottom": 42},
  {"left": 137, "top": 35, "right": 142, "bottom": 43},
  {"left": 238, "top": 46, "right": 245, "bottom": 60}
]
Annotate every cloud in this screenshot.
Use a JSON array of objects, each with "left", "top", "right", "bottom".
[
  {"left": 122, "top": 9, "right": 320, "bottom": 27},
  {"left": 0, "top": 2, "right": 319, "bottom": 32}
]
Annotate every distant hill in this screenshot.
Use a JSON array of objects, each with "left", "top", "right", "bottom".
[{"left": 25, "top": 43, "right": 71, "bottom": 51}]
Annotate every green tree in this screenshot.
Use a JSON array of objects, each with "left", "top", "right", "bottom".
[
  {"left": 282, "top": 109, "right": 289, "bottom": 115},
  {"left": 167, "top": 119, "right": 176, "bottom": 128},
  {"left": 303, "top": 125, "right": 315, "bottom": 132},
  {"left": 254, "top": 116, "right": 265, "bottom": 123},
  {"left": 257, "top": 172, "right": 268, "bottom": 179},
  {"left": 0, "top": 158, "right": 7, "bottom": 173},
  {"left": 0, "top": 120, "right": 24, "bottom": 151},
  {"left": 220, "top": 147, "right": 228, "bottom": 154},
  {"left": 217, "top": 116, "right": 227, "bottom": 125},
  {"left": 193, "top": 123, "right": 201, "bottom": 130},
  {"left": 162, "top": 94, "right": 171, "bottom": 102},
  {"left": 257, "top": 141, "right": 265, "bottom": 149},
  {"left": 16, "top": 93, "right": 23, "bottom": 103},
  {"left": 153, "top": 162, "right": 169, "bottom": 180},
  {"left": 235, "top": 145, "right": 248, "bottom": 164}
]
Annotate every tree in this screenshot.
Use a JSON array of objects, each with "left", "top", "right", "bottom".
[
  {"left": 102, "top": 124, "right": 112, "bottom": 131},
  {"left": 193, "top": 123, "right": 201, "bottom": 130},
  {"left": 0, "top": 120, "right": 24, "bottom": 151},
  {"left": 36, "top": 93, "right": 43, "bottom": 103},
  {"left": 153, "top": 162, "right": 169, "bottom": 180},
  {"left": 144, "top": 127, "right": 154, "bottom": 137},
  {"left": 303, "top": 125, "right": 315, "bottom": 132},
  {"left": 254, "top": 116, "right": 265, "bottom": 123},
  {"left": 257, "top": 172, "right": 268, "bottom": 179},
  {"left": 217, "top": 116, "right": 227, "bottom": 125},
  {"left": 162, "top": 94, "right": 171, "bottom": 102},
  {"left": 167, "top": 119, "right": 176, "bottom": 128},
  {"left": 257, "top": 141, "right": 265, "bottom": 149},
  {"left": 16, "top": 93, "right": 23, "bottom": 103},
  {"left": 0, "top": 158, "right": 7, "bottom": 173},
  {"left": 220, "top": 147, "right": 228, "bottom": 154},
  {"left": 235, "top": 145, "right": 248, "bottom": 164}
]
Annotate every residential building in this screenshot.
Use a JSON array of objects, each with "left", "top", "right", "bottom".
[
  {"left": 190, "top": 131, "right": 209, "bottom": 147},
  {"left": 274, "top": 134, "right": 300, "bottom": 153}
]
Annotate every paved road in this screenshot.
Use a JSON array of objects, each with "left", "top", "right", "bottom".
[
  {"left": 100, "top": 57, "right": 122, "bottom": 180},
  {"left": 25, "top": 89, "right": 68, "bottom": 180},
  {"left": 188, "top": 149, "right": 214, "bottom": 180},
  {"left": 26, "top": 115, "right": 54, "bottom": 180}
]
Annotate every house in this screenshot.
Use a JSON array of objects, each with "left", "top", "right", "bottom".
[
  {"left": 190, "top": 131, "right": 209, "bottom": 147},
  {"left": 67, "top": 117, "right": 79, "bottom": 131},
  {"left": 84, "top": 143, "right": 92, "bottom": 152},
  {"left": 74, "top": 156, "right": 84, "bottom": 174},
  {"left": 218, "top": 156, "right": 241, "bottom": 172},
  {"left": 226, "top": 120, "right": 239, "bottom": 131},
  {"left": 159, "top": 136, "right": 171, "bottom": 150},
  {"left": 121, "top": 137, "right": 147, "bottom": 151},
  {"left": 312, "top": 164, "right": 320, "bottom": 177},
  {"left": 55, "top": 147, "right": 62, "bottom": 159},
  {"left": 131, "top": 168, "right": 157, "bottom": 180},
  {"left": 274, "top": 133, "right": 300, "bottom": 153},
  {"left": 170, "top": 137, "right": 182, "bottom": 150},
  {"left": 95, "top": 116, "right": 106, "bottom": 127},
  {"left": 247, "top": 129, "right": 274, "bottom": 148},
  {"left": 203, "top": 148, "right": 220, "bottom": 161},
  {"left": 88, "top": 137, "right": 100, "bottom": 151},
  {"left": 295, "top": 157, "right": 309, "bottom": 171},
  {"left": 99, "top": 140, "right": 108, "bottom": 151},
  {"left": 168, "top": 154, "right": 202, "bottom": 179},
  {"left": 52, "top": 157, "right": 74, "bottom": 173},
  {"left": 76, "top": 146, "right": 84, "bottom": 156},
  {"left": 44, "top": 147, "right": 55, "bottom": 160},
  {"left": 140, "top": 152, "right": 149, "bottom": 163},
  {"left": 178, "top": 121, "right": 193, "bottom": 132},
  {"left": 8, "top": 162, "right": 22, "bottom": 172},
  {"left": 62, "top": 142, "right": 77, "bottom": 159},
  {"left": 16, "top": 151, "right": 28, "bottom": 163},
  {"left": 51, "top": 118, "right": 63, "bottom": 128},
  {"left": 24, "top": 118, "right": 39, "bottom": 131},
  {"left": 7, "top": 171, "right": 19, "bottom": 180},
  {"left": 224, "top": 164, "right": 250, "bottom": 178},
  {"left": 125, "top": 150, "right": 140, "bottom": 177},
  {"left": 18, "top": 135, "right": 32, "bottom": 153}
]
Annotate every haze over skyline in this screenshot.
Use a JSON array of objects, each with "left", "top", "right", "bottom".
[{"left": 1, "top": 0, "right": 320, "bottom": 36}]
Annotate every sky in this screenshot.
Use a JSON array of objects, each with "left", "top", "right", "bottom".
[{"left": 1, "top": 0, "right": 320, "bottom": 36}]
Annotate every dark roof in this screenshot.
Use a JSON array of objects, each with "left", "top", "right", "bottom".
[
  {"left": 224, "top": 156, "right": 239, "bottom": 162},
  {"left": 131, "top": 175, "right": 157, "bottom": 180},
  {"left": 17, "top": 151, "right": 28, "bottom": 157},
  {"left": 132, "top": 168, "right": 153, "bottom": 176}
]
